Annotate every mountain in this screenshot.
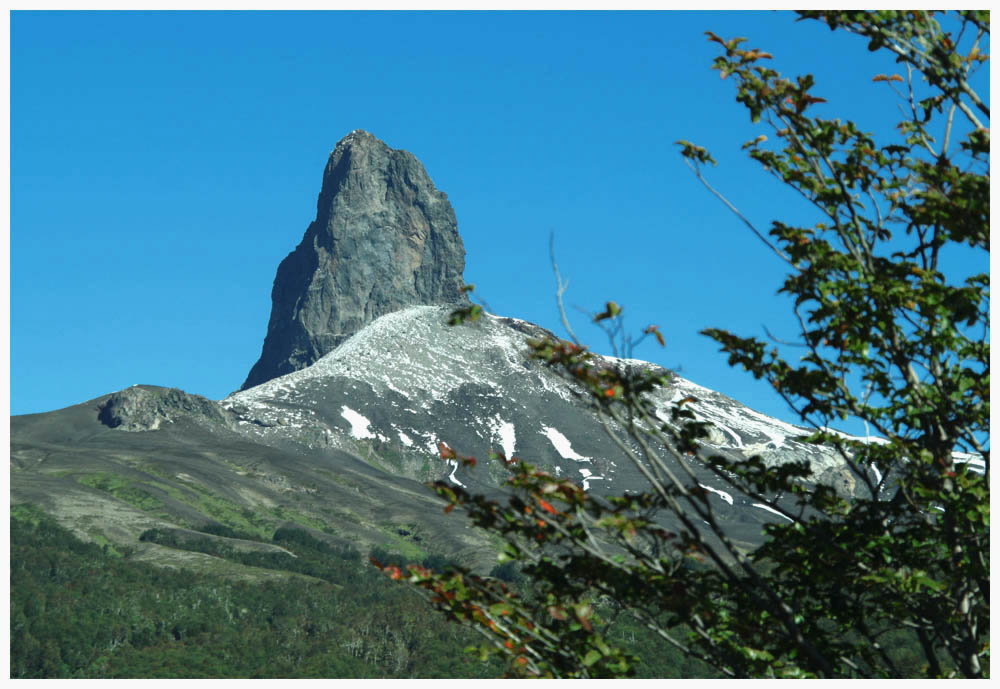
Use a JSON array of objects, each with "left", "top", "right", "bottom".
[
  {"left": 11, "top": 304, "right": 867, "bottom": 572},
  {"left": 241, "top": 130, "right": 468, "bottom": 390},
  {"left": 13, "top": 131, "right": 949, "bottom": 678},
  {"left": 10, "top": 131, "right": 873, "bottom": 575}
]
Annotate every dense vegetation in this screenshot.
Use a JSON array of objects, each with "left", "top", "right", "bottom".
[
  {"left": 10, "top": 505, "right": 494, "bottom": 678},
  {"left": 10, "top": 504, "right": 708, "bottom": 678}
]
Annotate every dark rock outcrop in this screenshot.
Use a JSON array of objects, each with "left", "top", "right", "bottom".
[
  {"left": 241, "top": 130, "right": 468, "bottom": 391},
  {"left": 98, "top": 385, "right": 236, "bottom": 431}
]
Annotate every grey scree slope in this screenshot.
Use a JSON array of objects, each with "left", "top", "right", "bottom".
[{"left": 241, "top": 130, "right": 469, "bottom": 391}]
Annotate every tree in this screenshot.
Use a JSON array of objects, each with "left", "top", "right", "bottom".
[{"left": 373, "top": 11, "right": 989, "bottom": 678}]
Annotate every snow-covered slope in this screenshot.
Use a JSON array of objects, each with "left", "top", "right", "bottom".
[
  {"left": 219, "top": 306, "right": 875, "bottom": 531},
  {"left": 224, "top": 306, "right": 623, "bottom": 491}
]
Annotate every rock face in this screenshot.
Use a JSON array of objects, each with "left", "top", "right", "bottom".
[
  {"left": 241, "top": 130, "right": 468, "bottom": 391},
  {"left": 98, "top": 385, "right": 236, "bottom": 432}
]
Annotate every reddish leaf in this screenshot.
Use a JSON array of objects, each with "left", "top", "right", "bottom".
[
  {"left": 644, "top": 324, "right": 666, "bottom": 346},
  {"left": 705, "top": 30, "right": 726, "bottom": 46}
]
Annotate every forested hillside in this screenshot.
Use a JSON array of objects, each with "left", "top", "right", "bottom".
[{"left": 9, "top": 504, "right": 708, "bottom": 678}]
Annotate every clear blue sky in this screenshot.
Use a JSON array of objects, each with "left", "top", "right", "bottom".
[{"left": 11, "top": 10, "right": 988, "bottom": 434}]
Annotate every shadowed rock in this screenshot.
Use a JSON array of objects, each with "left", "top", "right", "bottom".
[
  {"left": 241, "top": 130, "right": 468, "bottom": 391},
  {"left": 98, "top": 385, "right": 236, "bottom": 432}
]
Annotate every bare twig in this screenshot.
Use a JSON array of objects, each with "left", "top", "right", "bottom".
[
  {"left": 549, "top": 232, "right": 581, "bottom": 346},
  {"left": 763, "top": 324, "right": 808, "bottom": 348},
  {"left": 683, "top": 159, "right": 794, "bottom": 266}
]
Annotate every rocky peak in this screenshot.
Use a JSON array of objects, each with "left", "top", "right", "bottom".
[{"left": 241, "top": 131, "right": 468, "bottom": 391}]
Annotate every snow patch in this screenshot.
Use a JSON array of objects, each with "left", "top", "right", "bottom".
[
  {"left": 579, "top": 467, "right": 604, "bottom": 491},
  {"left": 870, "top": 463, "right": 883, "bottom": 484},
  {"left": 340, "top": 406, "right": 375, "bottom": 440},
  {"left": 447, "top": 460, "right": 465, "bottom": 487},
  {"left": 541, "top": 426, "right": 591, "bottom": 462},
  {"left": 699, "top": 483, "right": 734, "bottom": 505},
  {"left": 752, "top": 503, "right": 795, "bottom": 522},
  {"left": 423, "top": 432, "right": 440, "bottom": 456},
  {"left": 486, "top": 416, "right": 516, "bottom": 459}
]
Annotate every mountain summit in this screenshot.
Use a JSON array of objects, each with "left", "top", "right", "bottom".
[
  {"left": 15, "top": 133, "right": 962, "bottom": 588},
  {"left": 241, "top": 130, "right": 468, "bottom": 391},
  {"left": 16, "top": 133, "right": 964, "bottom": 593}
]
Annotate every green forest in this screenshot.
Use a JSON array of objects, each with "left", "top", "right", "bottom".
[{"left": 9, "top": 504, "right": 709, "bottom": 678}]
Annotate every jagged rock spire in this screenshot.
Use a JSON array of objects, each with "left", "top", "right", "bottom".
[{"left": 241, "top": 131, "right": 468, "bottom": 390}]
